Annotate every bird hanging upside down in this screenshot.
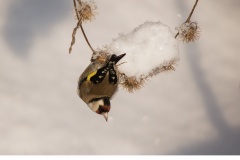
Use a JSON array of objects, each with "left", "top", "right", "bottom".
[{"left": 77, "top": 53, "right": 126, "bottom": 121}]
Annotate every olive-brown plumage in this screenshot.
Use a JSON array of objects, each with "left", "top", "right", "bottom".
[{"left": 77, "top": 53, "right": 125, "bottom": 121}]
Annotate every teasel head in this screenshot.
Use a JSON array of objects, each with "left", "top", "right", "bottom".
[
  {"left": 76, "top": 0, "right": 97, "bottom": 22},
  {"left": 90, "top": 46, "right": 112, "bottom": 63},
  {"left": 176, "top": 21, "right": 200, "bottom": 43},
  {"left": 120, "top": 74, "right": 145, "bottom": 93}
]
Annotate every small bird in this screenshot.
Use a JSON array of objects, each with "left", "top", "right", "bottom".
[{"left": 77, "top": 53, "right": 126, "bottom": 121}]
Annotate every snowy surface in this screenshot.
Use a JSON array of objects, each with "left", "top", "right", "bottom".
[
  {"left": 110, "top": 21, "right": 179, "bottom": 78},
  {"left": 0, "top": 0, "right": 240, "bottom": 155}
]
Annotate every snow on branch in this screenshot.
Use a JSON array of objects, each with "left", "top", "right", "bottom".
[{"left": 110, "top": 21, "right": 179, "bottom": 92}]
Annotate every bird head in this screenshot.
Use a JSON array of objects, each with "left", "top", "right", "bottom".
[{"left": 87, "top": 97, "right": 111, "bottom": 121}]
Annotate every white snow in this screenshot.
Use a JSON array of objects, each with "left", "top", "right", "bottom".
[{"left": 110, "top": 21, "right": 179, "bottom": 78}]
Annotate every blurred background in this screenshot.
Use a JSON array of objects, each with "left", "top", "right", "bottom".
[{"left": 0, "top": 0, "right": 240, "bottom": 154}]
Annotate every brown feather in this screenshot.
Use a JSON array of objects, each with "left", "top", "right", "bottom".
[{"left": 78, "top": 62, "right": 120, "bottom": 104}]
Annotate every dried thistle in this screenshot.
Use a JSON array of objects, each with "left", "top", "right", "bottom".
[
  {"left": 91, "top": 46, "right": 112, "bottom": 62},
  {"left": 69, "top": 0, "right": 96, "bottom": 54},
  {"left": 77, "top": 0, "right": 97, "bottom": 22},
  {"left": 119, "top": 59, "right": 178, "bottom": 93},
  {"left": 120, "top": 74, "right": 145, "bottom": 93},
  {"left": 175, "top": 0, "right": 200, "bottom": 42},
  {"left": 148, "top": 59, "right": 178, "bottom": 77},
  {"left": 176, "top": 21, "right": 200, "bottom": 43}
]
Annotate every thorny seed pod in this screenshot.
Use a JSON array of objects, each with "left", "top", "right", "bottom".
[
  {"left": 120, "top": 75, "right": 145, "bottom": 93},
  {"left": 91, "top": 47, "right": 111, "bottom": 62},
  {"left": 77, "top": 0, "right": 97, "bottom": 22},
  {"left": 176, "top": 21, "right": 200, "bottom": 43}
]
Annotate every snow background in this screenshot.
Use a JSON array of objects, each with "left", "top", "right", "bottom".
[{"left": 0, "top": 0, "right": 240, "bottom": 154}]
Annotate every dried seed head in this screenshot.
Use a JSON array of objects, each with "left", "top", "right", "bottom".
[
  {"left": 77, "top": 0, "right": 97, "bottom": 22},
  {"left": 176, "top": 21, "right": 200, "bottom": 43},
  {"left": 148, "top": 59, "right": 178, "bottom": 77},
  {"left": 120, "top": 75, "right": 145, "bottom": 93},
  {"left": 119, "top": 59, "right": 178, "bottom": 93},
  {"left": 91, "top": 46, "right": 111, "bottom": 63}
]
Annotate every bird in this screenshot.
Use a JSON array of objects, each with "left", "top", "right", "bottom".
[{"left": 77, "top": 53, "right": 126, "bottom": 121}]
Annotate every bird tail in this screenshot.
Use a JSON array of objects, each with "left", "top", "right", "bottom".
[{"left": 107, "top": 53, "right": 126, "bottom": 66}]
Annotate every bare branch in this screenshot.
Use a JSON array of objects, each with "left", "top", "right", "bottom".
[
  {"left": 185, "top": 0, "right": 199, "bottom": 23},
  {"left": 80, "top": 24, "right": 95, "bottom": 53},
  {"left": 69, "top": 0, "right": 95, "bottom": 54},
  {"left": 69, "top": 20, "right": 81, "bottom": 54}
]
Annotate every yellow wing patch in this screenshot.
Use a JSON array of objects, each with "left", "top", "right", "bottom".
[{"left": 87, "top": 71, "right": 97, "bottom": 81}]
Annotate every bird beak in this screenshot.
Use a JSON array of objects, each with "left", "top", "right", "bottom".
[
  {"left": 102, "top": 112, "right": 108, "bottom": 122},
  {"left": 115, "top": 53, "right": 126, "bottom": 64}
]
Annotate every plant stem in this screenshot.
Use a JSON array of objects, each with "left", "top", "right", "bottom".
[
  {"left": 77, "top": 0, "right": 82, "bottom": 6},
  {"left": 73, "top": 0, "right": 95, "bottom": 53},
  {"left": 73, "top": 0, "right": 80, "bottom": 20},
  {"left": 175, "top": 0, "right": 199, "bottom": 38},
  {"left": 174, "top": 32, "right": 179, "bottom": 39},
  {"left": 185, "top": 0, "right": 199, "bottom": 23},
  {"left": 80, "top": 24, "right": 95, "bottom": 53}
]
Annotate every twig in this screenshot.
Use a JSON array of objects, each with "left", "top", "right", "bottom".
[
  {"left": 175, "top": 0, "right": 199, "bottom": 38},
  {"left": 74, "top": 0, "right": 95, "bottom": 53},
  {"left": 174, "top": 32, "right": 179, "bottom": 39},
  {"left": 185, "top": 0, "right": 199, "bottom": 23},
  {"left": 80, "top": 24, "right": 95, "bottom": 53},
  {"left": 77, "top": 0, "right": 82, "bottom": 6},
  {"left": 74, "top": 0, "right": 80, "bottom": 20},
  {"left": 69, "top": 0, "right": 80, "bottom": 54},
  {"left": 69, "top": 20, "right": 81, "bottom": 54}
]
